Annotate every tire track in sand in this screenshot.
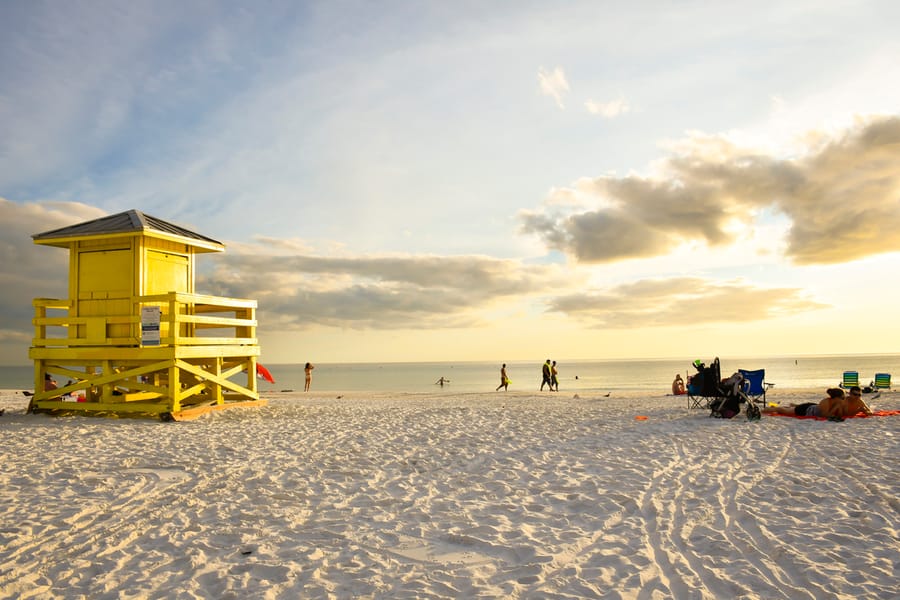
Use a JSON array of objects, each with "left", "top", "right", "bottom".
[
  {"left": 633, "top": 422, "right": 805, "bottom": 599},
  {"left": 711, "top": 425, "right": 827, "bottom": 599},
  {"left": 0, "top": 466, "right": 193, "bottom": 592}
]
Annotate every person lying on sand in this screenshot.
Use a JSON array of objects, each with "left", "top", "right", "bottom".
[
  {"left": 762, "top": 387, "right": 846, "bottom": 418},
  {"left": 843, "top": 386, "right": 873, "bottom": 417}
]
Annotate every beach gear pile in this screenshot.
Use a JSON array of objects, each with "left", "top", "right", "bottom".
[{"left": 687, "top": 358, "right": 761, "bottom": 421}]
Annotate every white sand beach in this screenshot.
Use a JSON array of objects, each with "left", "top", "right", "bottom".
[{"left": 0, "top": 388, "right": 897, "bottom": 599}]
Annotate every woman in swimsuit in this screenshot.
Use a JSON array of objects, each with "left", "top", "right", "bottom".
[{"left": 304, "top": 362, "right": 314, "bottom": 392}]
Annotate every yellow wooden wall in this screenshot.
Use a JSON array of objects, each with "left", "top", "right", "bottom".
[{"left": 67, "top": 235, "right": 195, "bottom": 341}]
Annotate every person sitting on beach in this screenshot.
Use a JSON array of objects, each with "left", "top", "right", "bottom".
[
  {"left": 842, "top": 386, "right": 873, "bottom": 417},
  {"left": 44, "top": 373, "right": 58, "bottom": 392},
  {"left": 672, "top": 374, "right": 686, "bottom": 395},
  {"left": 762, "top": 388, "right": 845, "bottom": 418}
]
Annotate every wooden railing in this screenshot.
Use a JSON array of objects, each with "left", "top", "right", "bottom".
[{"left": 32, "top": 292, "right": 258, "bottom": 348}]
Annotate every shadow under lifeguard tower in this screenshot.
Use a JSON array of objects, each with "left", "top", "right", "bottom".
[{"left": 28, "top": 210, "right": 266, "bottom": 420}]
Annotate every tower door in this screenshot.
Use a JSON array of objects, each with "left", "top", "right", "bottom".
[
  {"left": 145, "top": 250, "right": 191, "bottom": 340},
  {"left": 76, "top": 249, "right": 133, "bottom": 340}
]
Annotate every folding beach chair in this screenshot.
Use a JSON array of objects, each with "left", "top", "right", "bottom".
[
  {"left": 840, "top": 371, "right": 859, "bottom": 389},
  {"left": 687, "top": 357, "right": 723, "bottom": 410},
  {"left": 738, "top": 368, "right": 772, "bottom": 404},
  {"left": 873, "top": 373, "right": 891, "bottom": 390}
]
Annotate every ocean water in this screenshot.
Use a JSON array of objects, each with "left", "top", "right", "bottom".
[{"left": 4, "top": 354, "right": 898, "bottom": 394}]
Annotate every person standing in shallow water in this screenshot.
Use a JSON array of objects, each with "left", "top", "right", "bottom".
[
  {"left": 304, "top": 362, "right": 315, "bottom": 392},
  {"left": 496, "top": 364, "right": 509, "bottom": 391}
]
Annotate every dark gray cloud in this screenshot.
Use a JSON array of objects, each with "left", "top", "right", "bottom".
[
  {"left": 198, "top": 252, "right": 568, "bottom": 330},
  {"left": 0, "top": 191, "right": 831, "bottom": 364},
  {"left": 0, "top": 199, "right": 108, "bottom": 362},
  {"left": 521, "top": 116, "right": 900, "bottom": 265},
  {"left": 548, "top": 277, "right": 827, "bottom": 328},
  {"left": 0, "top": 199, "right": 104, "bottom": 333},
  {"left": 0, "top": 199, "right": 570, "bottom": 350}
]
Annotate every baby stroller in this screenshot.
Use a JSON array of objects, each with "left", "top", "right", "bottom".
[{"left": 709, "top": 371, "right": 761, "bottom": 421}]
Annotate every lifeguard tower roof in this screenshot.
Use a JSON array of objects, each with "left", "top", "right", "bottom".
[{"left": 32, "top": 209, "right": 224, "bottom": 253}]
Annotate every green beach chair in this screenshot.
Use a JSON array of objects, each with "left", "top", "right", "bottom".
[
  {"left": 840, "top": 371, "right": 859, "bottom": 389},
  {"left": 873, "top": 373, "right": 891, "bottom": 390}
]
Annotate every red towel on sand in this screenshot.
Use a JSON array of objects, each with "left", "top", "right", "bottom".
[{"left": 767, "top": 410, "right": 900, "bottom": 420}]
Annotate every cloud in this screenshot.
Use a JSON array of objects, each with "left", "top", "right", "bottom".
[
  {"left": 538, "top": 66, "right": 569, "bottom": 109},
  {"left": 0, "top": 199, "right": 577, "bottom": 358},
  {"left": 585, "top": 97, "right": 630, "bottom": 118},
  {"left": 0, "top": 199, "right": 105, "bottom": 345},
  {"left": 520, "top": 115, "right": 900, "bottom": 265},
  {"left": 548, "top": 277, "right": 827, "bottom": 328},
  {"left": 0, "top": 199, "right": 577, "bottom": 340},
  {"left": 0, "top": 193, "right": 840, "bottom": 363},
  {"left": 196, "top": 247, "right": 574, "bottom": 331}
]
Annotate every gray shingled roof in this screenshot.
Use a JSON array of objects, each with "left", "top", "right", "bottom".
[{"left": 32, "top": 209, "right": 224, "bottom": 248}]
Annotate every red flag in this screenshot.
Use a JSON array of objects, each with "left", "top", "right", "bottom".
[{"left": 256, "top": 363, "right": 275, "bottom": 384}]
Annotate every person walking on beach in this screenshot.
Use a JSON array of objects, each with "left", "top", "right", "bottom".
[
  {"left": 550, "top": 360, "right": 559, "bottom": 391},
  {"left": 304, "top": 362, "right": 315, "bottom": 392},
  {"left": 496, "top": 364, "right": 509, "bottom": 391},
  {"left": 541, "top": 359, "right": 552, "bottom": 391}
]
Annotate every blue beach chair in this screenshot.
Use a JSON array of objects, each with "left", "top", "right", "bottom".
[
  {"left": 738, "top": 368, "right": 772, "bottom": 404},
  {"left": 840, "top": 371, "right": 859, "bottom": 389},
  {"left": 873, "top": 373, "right": 891, "bottom": 390}
]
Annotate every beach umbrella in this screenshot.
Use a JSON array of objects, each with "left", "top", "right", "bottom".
[{"left": 256, "top": 363, "right": 275, "bottom": 384}]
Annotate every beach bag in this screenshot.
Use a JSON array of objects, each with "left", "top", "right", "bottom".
[
  {"left": 710, "top": 395, "right": 741, "bottom": 419},
  {"left": 687, "top": 372, "right": 703, "bottom": 395}
]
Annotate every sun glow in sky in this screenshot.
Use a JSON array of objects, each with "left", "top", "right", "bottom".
[{"left": 2, "top": 1, "right": 900, "bottom": 365}]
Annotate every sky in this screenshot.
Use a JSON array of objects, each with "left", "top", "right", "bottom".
[{"left": 2, "top": 0, "right": 900, "bottom": 365}]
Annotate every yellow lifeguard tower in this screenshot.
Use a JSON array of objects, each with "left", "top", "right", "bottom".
[{"left": 28, "top": 210, "right": 266, "bottom": 420}]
